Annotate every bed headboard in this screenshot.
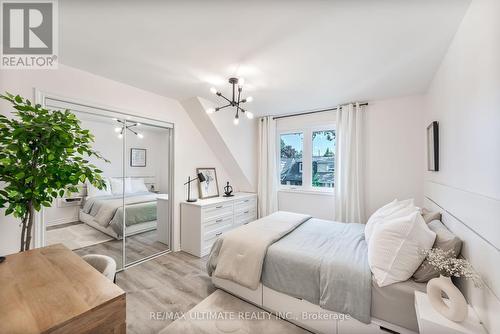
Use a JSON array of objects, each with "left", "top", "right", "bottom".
[
  {"left": 83, "top": 175, "right": 158, "bottom": 195},
  {"left": 424, "top": 181, "right": 500, "bottom": 333},
  {"left": 117, "top": 175, "right": 157, "bottom": 190}
]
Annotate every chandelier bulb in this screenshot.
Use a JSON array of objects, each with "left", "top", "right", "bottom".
[
  {"left": 114, "top": 127, "right": 122, "bottom": 133},
  {"left": 233, "top": 117, "right": 240, "bottom": 125},
  {"left": 210, "top": 87, "right": 217, "bottom": 94},
  {"left": 137, "top": 133, "right": 144, "bottom": 139},
  {"left": 246, "top": 111, "right": 254, "bottom": 119},
  {"left": 206, "top": 108, "right": 215, "bottom": 114},
  {"left": 246, "top": 96, "right": 253, "bottom": 103}
]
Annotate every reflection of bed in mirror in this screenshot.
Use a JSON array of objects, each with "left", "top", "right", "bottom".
[{"left": 80, "top": 176, "right": 168, "bottom": 243}]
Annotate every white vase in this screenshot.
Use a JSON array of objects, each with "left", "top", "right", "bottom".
[{"left": 427, "top": 275, "right": 468, "bottom": 322}]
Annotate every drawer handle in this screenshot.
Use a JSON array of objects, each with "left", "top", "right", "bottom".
[
  {"left": 215, "top": 219, "right": 223, "bottom": 223},
  {"left": 244, "top": 200, "right": 249, "bottom": 202},
  {"left": 244, "top": 211, "right": 249, "bottom": 214},
  {"left": 215, "top": 232, "right": 222, "bottom": 237},
  {"left": 215, "top": 205, "right": 223, "bottom": 209}
]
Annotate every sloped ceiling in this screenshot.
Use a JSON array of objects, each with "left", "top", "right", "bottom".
[{"left": 60, "top": 0, "right": 470, "bottom": 116}]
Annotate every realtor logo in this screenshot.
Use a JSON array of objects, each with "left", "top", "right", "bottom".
[{"left": 1, "top": 0, "right": 58, "bottom": 68}]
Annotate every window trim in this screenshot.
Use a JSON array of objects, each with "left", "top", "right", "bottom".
[
  {"left": 278, "top": 124, "right": 335, "bottom": 193},
  {"left": 278, "top": 130, "right": 304, "bottom": 190}
]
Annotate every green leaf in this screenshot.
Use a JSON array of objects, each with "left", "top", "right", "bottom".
[{"left": 0, "top": 92, "right": 108, "bottom": 220}]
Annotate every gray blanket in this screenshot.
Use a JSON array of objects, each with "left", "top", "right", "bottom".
[
  {"left": 82, "top": 192, "right": 159, "bottom": 235},
  {"left": 208, "top": 217, "right": 372, "bottom": 324}
]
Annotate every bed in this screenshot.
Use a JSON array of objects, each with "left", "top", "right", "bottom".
[
  {"left": 79, "top": 191, "right": 164, "bottom": 239},
  {"left": 207, "top": 212, "right": 425, "bottom": 334}
]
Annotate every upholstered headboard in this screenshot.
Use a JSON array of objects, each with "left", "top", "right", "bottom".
[{"left": 424, "top": 181, "right": 500, "bottom": 333}]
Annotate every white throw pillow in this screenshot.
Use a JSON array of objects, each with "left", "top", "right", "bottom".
[
  {"left": 86, "top": 178, "right": 111, "bottom": 198},
  {"left": 109, "top": 178, "right": 133, "bottom": 195},
  {"left": 365, "top": 199, "right": 415, "bottom": 242},
  {"left": 368, "top": 211, "right": 436, "bottom": 287},
  {"left": 130, "top": 178, "right": 148, "bottom": 193}
]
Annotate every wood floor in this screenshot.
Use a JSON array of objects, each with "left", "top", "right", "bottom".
[
  {"left": 115, "top": 251, "right": 215, "bottom": 334},
  {"left": 48, "top": 222, "right": 171, "bottom": 269}
]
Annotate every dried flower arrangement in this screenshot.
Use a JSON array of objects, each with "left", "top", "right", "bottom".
[{"left": 422, "top": 248, "right": 483, "bottom": 288}]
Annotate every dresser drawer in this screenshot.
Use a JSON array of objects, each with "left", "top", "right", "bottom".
[
  {"left": 181, "top": 193, "right": 257, "bottom": 258},
  {"left": 234, "top": 209, "right": 257, "bottom": 226},
  {"left": 202, "top": 222, "right": 232, "bottom": 256},
  {"left": 203, "top": 214, "right": 233, "bottom": 234},
  {"left": 234, "top": 197, "right": 257, "bottom": 213},
  {"left": 203, "top": 202, "right": 233, "bottom": 220}
]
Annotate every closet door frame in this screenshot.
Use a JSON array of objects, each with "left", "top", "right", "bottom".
[{"left": 34, "top": 90, "right": 175, "bottom": 271}]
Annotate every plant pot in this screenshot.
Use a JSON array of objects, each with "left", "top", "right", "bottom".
[{"left": 427, "top": 275, "right": 468, "bottom": 322}]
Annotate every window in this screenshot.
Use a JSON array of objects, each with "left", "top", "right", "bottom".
[
  {"left": 278, "top": 126, "right": 335, "bottom": 192},
  {"left": 312, "top": 130, "right": 335, "bottom": 188},
  {"left": 280, "top": 132, "right": 303, "bottom": 186}
]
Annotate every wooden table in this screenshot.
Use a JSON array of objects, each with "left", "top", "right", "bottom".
[{"left": 0, "top": 244, "right": 126, "bottom": 334}]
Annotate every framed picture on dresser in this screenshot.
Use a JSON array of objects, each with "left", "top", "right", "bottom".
[{"left": 196, "top": 167, "right": 219, "bottom": 199}]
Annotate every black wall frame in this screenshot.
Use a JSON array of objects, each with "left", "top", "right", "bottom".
[{"left": 427, "top": 121, "right": 439, "bottom": 171}]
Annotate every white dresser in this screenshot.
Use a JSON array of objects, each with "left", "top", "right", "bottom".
[{"left": 180, "top": 192, "right": 257, "bottom": 257}]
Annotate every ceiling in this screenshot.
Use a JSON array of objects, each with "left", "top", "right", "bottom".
[{"left": 59, "top": 0, "right": 470, "bottom": 116}]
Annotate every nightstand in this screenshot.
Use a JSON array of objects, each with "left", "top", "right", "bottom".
[{"left": 414, "top": 291, "right": 486, "bottom": 334}]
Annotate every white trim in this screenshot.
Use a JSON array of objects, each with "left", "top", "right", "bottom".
[
  {"left": 278, "top": 189, "right": 334, "bottom": 197},
  {"left": 45, "top": 217, "right": 79, "bottom": 227},
  {"left": 35, "top": 90, "right": 174, "bottom": 129},
  {"left": 424, "top": 181, "right": 500, "bottom": 334},
  {"left": 278, "top": 125, "right": 336, "bottom": 193}
]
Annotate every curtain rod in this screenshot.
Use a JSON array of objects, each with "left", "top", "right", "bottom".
[{"left": 271, "top": 102, "right": 368, "bottom": 120}]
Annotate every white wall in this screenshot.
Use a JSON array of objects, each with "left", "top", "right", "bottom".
[
  {"left": 76, "top": 117, "right": 170, "bottom": 187},
  {"left": 0, "top": 64, "right": 234, "bottom": 255},
  {"left": 423, "top": 1, "right": 500, "bottom": 331},
  {"left": 424, "top": 0, "right": 500, "bottom": 200},
  {"left": 181, "top": 97, "right": 256, "bottom": 192},
  {"left": 277, "top": 95, "right": 425, "bottom": 221},
  {"left": 198, "top": 97, "right": 258, "bottom": 192},
  {"left": 364, "top": 95, "right": 425, "bottom": 216}
]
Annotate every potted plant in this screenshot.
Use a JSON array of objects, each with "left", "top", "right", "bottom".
[
  {"left": 0, "top": 93, "right": 108, "bottom": 252},
  {"left": 422, "top": 248, "right": 482, "bottom": 322}
]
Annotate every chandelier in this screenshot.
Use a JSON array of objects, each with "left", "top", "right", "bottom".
[
  {"left": 206, "top": 77, "right": 254, "bottom": 125},
  {"left": 113, "top": 119, "right": 143, "bottom": 139}
]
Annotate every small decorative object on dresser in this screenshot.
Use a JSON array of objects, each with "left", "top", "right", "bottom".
[
  {"left": 223, "top": 181, "right": 234, "bottom": 197},
  {"left": 181, "top": 193, "right": 257, "bottom": 257},
  {"left": 422, "top": 248, "right": 482, "bottom": 322},
  {"left": 197, "top": 167, "right": 219, "bottom": 199}
]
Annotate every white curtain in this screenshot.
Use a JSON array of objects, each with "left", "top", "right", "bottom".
[
  {"left": 334, "top": 103, "right": 365, "bottom": 224},
  {"left": 257, "top": 116, "right": 278, "bottom": 217}
]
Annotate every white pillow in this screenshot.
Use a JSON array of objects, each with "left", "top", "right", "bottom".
[
  {"left": 368, "top": 211, "right": 436, "bottom": 287},
  {"left": 86, "top": 178, "right": 111, "bottom": 198},
  {"left": 109, "top": 178, "right": 133, "bottom": 195},
  {"left": 365, "top": 199, "right": 415, "bottom": 242},
  {"left": 130, "top": 178, "right": 148, "bottom": 193}
]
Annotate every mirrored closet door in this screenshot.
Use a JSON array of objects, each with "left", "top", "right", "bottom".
[
  {"left": 42, "top": 95, "right": 173, "bottom": 270},
  {"left": 123, "top": 120, "right": 171, "bottom": 266}
]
